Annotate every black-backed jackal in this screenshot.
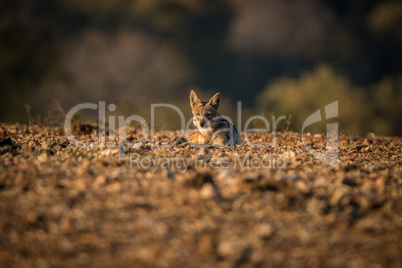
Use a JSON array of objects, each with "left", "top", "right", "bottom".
[{"left": 189, "top": 90, "right": 241, "bottom": 147}]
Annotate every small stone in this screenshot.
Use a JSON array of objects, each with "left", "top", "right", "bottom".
[
  {"left": 41, "top": 142, "right": 49, "bottom": 150},
  {"left": 314, "top": 177, "right": 328, "bottom": 188},
  {"left": 355, "top": 216, "right": 381, "bottom": 233},
  {"left": 109, "top": 170, "right": 120, "bottom": 180},
  {"left": 256, "top": 223, "right": 274, "bottom": 240},
  {"left": 59, "top": 239, "right": 75, "bottom": 253},
  {"left": 282, "top": 150, "right": 296, "bottom": 161},
  {"left": 217, "top": 169, "right": 233, "bottom": 180},
  {"left": 199, "top": 183, "right": 215, "bottom": 199},
  {"left": 217, "top": 240, "right": 236, "bottom": 258},
  {"left": 198, "top": 234, "right": 213, "bottom": 254},
  {"left": 330, "top": 186, "right": 350, "bottom": 207},
  {"left": 137, "top": 246, "right": 157, "bottom": 263},
  {"left": 100, "top": 149, "right": 118, "bottom": 156},
  {"left": 34, "top": 259, "right": 49, "bottom": 268},
  {"left": 79, "top": 233, "right": 100, "bottom": 246},
  {"left": 176, "top": 174, "right": 187, "bottom": 186},
  {"left": 105, "top": 182, "right": 122, "bottom": 193},
  {"left": 313, "top": 134, "right": 322, "bottom": 144},
  {"left": 339, "top": 139, "right": 348, "bottom": 147},
  {"left": 59, "top": 218, "right": 73, "bottom": 234},
  {"left": 133, "top": 142, "right": 145, "bottom": 151},
  {"left": 72, "top": 179, "right": 87, "bottom": 191},
  {"left": 37, "top": 153, "right": 47, "bottom": 163},
  {"left": 375, "top": 177, "right": 385, "bottom": 192},
  {"left": 250, "top": 249, "right": 264, "bottom": 265},
  {"left": 92, "top": 175, "right": 106, "bottom": 188},
  {"left": 75, "top": 253, "right": 90, "bottom": 265},
  {"left": 296, "top": 181, "right": 310, "bottom": 195},
  {"left": 28, "top": 140, "right": 36, "bottom": 147},
  {"left": 25, "top": 212, "right": 37, "bottom": 224}
]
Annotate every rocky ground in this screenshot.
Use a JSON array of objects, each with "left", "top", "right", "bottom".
[{"left": 0, "top": 123, "right": 401, "bottom": 268}]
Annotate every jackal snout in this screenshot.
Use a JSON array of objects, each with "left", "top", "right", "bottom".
[{"left": 193, "top": 115, "right": 215, "bottom": 128}]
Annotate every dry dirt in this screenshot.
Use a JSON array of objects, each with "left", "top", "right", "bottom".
[{"left": 0, "top": 123, "right": 401, "bottom": 268}]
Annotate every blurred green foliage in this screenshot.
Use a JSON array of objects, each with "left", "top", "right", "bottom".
[
  {"left": 368, "top": 1, "right": 402, "bottom": 41},
  {"left": 257, "top": 66, "right": 367, "bottom": 134},
  {"left": 370, "top": 75, "right": 402, "bottom": 135},
  {"left": 0, "top": 0, "right": 401, "bottom": 135},
  {"left": 257, "top": 66, "right": 402, "bottom": 135}
]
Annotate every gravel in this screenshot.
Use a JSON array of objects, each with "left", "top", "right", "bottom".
[{"left": 0, "top": 124, "right": 401, "bottom": 267}]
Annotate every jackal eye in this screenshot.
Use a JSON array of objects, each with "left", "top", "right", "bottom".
[{"left": 206, "top": 113, "right": 212, "bottom": 117}]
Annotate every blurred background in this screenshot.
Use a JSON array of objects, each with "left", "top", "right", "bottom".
[{"left": 1, "top": 0, "right": 401, "bottom": 135}]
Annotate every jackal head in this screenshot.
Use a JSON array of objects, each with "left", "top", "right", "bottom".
[{"left": 190, "top": 90, "right": 221, "bottom": 130}]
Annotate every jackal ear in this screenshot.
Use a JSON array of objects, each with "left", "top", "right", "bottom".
[
  {"left": 190, "top": 90, "right": 201, "bottom": 108},
  {"left": 208, "top": 92, "right": 221, "bottom": 110}
]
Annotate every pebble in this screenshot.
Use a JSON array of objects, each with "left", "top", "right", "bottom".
[
  {"left": 340, "top": 140, "right": 348, "bottom": 147},
  {"left": 217, "top": 240, "right": 236, "bottom": 258},
  {"left": 198, "top": 234, "right": 214, "bottom": 254},
  {"left": 330, "top": 186, "right": 350, "bottom": 207},
  {"left": 256, "top": 223, "right": 274, "bottom": 240},
  {"left": 375, "top": 177, "right": 385, "bottom": 192},
  {"left": 105, "top": 182, "right": 122, "bottom": 193},
  {"left": 59, "top": 239, "right": 75, "bottom": 253},
  {"left": 72, "top": 179, "right": 87, "bottom": 191},
  {"left": 133, "top": 142, "right": 145, "bottom": 151},
  {"left": 296, "top": 181, "right": 310, "bottom": 195},
  {"left": 75, "top": 252, "right": 90, "bottom": 265},
  {"left": 199, "top": 183, "right": 215, "bottom": 199},
  {"left": 92, "top": 175, "right": 106, "bottom": 189},
  {"left": 137, "top": 246, "right": 157, "bottom": 263},
  {"left": 34, "top": 259, "right": 49, "bottom": 268},
  {"left": 28, "top": 140, "right": 36, "bottom": 147},
  {"left": 100, "top": 149, "right": 118, "bottom": 156},
  {"left": 282, "top": 150, "right": 296, "bottom": 161},
  {"left": 313, "top": 134, "right": 322, "bottom": 144}
]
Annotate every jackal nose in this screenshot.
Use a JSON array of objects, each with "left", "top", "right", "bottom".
[{"left": 200, "top": 121, "right": 204, "bottom": 127}]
